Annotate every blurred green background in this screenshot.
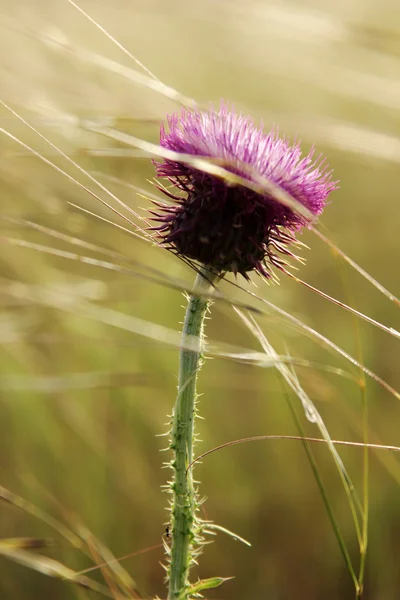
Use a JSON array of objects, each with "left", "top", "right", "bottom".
[{"left": 1, "top": 1, "right": 400, "bottom": 598}]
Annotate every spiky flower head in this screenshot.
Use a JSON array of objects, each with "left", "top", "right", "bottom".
[{"left": 153, "top": 102, "right": 338, "bottom": 279}]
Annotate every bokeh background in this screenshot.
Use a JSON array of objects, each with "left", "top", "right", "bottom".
[{"left": 1, "top": 1, "right": 400, "bottom": 599}]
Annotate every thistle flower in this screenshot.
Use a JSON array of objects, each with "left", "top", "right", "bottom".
[{"left": 153, "top": 102, "right": 338, "bottom": 279}]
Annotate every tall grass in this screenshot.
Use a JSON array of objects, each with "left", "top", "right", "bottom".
[{"left": 0, "top": 1, "right": 400, "bottom": 598}]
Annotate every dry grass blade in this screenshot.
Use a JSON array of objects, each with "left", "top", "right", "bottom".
[
  {"left": 0, "top": 486, "right": 82, "bottom": 550},
  {"left": 85, "top": 124, "right": 316, "bottom": 222},
  {"left": 0, "top": 276, "right": 357, "bottom": 382},
  {"left": 234, "top": 309, "right": 364, "bottom": 535},
  {"left": 0, "top": 372, "right": 149, "bottom": 393},
  {"left": 91, "top": 173, "right": 165, "bottom": 204},
  {"left": 67, "top": 202, "right": 153, "bottom": 245},
  {"left": 233, "top": 281, "right": 400, "bottom": 400},
  {"left": 65, "top": 0, "right": 161, "bottom": 82},
  {"left": 189, "top": 436, "right": 400, "bottom": 471},
  {"left": 313, "top": 227, "right": 400, "bottom": 307},
  {"left": 2, "top": 216, "right": 129, "bottom": 261},
  {"left": 0, "top": 127, "right": 142, "bottom": 239},
  {"left": 0, "top": 487, "right": 138, "bottom": 597},
  {"left": 0, "top": 101, "right": 150, "bottom": 235},
  {"left": 0, "top": 546, "right": 113, "bottom": 598},
  {"left": 2, "top": 237, "right": 145, "bottom": 277},
  {"left": 76, "top": 545, "right": 163, "bottom": 577},
  {"left": 1, "top": 215, "right": 190, "bottom": 291},
  {"left": 42, "top": 28, "right": 197, "bottom": 109},
  {"left": 287, "top": 272, "right": 400, "bottom": 339},
  {"left": 75, "top": 522, "right": 140, "bottom": 600},
  {"left": 0, "top": 538, "right": 52, "bottom": 550},
  {"left": 2, "top": 215, "right": 387, "bottom": 401}
]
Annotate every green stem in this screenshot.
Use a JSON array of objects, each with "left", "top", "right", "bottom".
[{"left": 168, "top": 267, "right": 219, "bottom": 600}]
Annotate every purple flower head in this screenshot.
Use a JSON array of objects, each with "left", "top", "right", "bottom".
[{"left": 153, "top": 102, "right": 338, "bottom": 279}]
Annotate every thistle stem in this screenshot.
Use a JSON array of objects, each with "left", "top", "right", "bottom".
[{"left": 168, "top": 267, "right": 219, "bottom": 600}]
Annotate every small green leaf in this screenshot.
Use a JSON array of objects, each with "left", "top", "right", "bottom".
[
  {"left": 179, "top": 576, "right": 234, "bottom": 598},
  {"left": 204, "top": 523, "right": 251, "bottom": 547}
]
